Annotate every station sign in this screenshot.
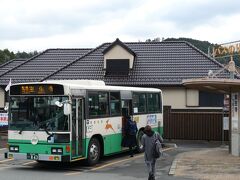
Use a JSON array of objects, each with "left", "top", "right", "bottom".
[{"left": 212, "top": 41, "right": 240, "bottom": 57}]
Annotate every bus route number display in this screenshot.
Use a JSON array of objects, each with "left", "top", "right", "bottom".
[{"left": 10, "top": 84, "right": 64, "bottom": 95}]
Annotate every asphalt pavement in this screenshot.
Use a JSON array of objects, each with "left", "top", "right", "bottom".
[{"left": 1, "top": 136, "right": 240, "bottom": 180}]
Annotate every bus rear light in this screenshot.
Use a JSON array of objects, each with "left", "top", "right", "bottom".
[{"left": 66, "top": 145, "right": 70, "bottom": 152}]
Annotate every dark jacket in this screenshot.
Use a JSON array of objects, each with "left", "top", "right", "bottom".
[{"left": 122, "top": 118, "right": 138, "bottom": 147}]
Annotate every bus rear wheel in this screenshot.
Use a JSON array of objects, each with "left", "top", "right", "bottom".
[{"left": 87, "top": 138, "right": 100, "bottom": 166}]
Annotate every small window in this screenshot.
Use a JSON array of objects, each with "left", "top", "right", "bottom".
[
  {"left": 88, "top": 92, "right": 109, "bottom": 118},
  {"left": 199, "top": 91, "right": 224, "bottom": 107},
  {"left": 147, "top": 93, "right": 161, "bottom": 113},
  {"left": 133, "top": 93, "right": 146, "bottom": 114},
  {"left": 110, "top": 92, "right": 121, "bottom": 116},
  {"left": 106, "top": 59, "right": 129, "bottom": 75}
]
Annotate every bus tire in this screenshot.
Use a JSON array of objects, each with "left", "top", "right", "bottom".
[
  {"left": 136, "top": 130, "right": 144, "bottom": 153},
  {"left": 87, "top": 138, "right": 100, "bottom": 166}
]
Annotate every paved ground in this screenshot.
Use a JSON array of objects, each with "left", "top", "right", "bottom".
[
  {"left": 1, "top": 135, "right": 240, "bottom": 180},
  {"left": 173, "top": 145, "right": 240, "bottom": 180}
]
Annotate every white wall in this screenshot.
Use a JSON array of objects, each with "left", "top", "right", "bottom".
[
  {"left": 162, "top": 88, "right": 186, "bottom": 109},
  {"left": 0, "top": 88, "right": 5, "bottom": 108},
  {"left": 104, "top": 45, "right": 134, "bottom": 69}
]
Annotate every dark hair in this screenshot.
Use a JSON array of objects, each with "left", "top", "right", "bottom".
[{"left": 144, "top": 125, "right": 152, "bottom": 133}]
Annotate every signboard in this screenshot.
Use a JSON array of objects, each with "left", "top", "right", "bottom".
[
  {"left": 232, "top": 93, "right": 238, "bottom": 131},
  {"left": 212, "top": 42, "right": 240, "bottom": 57},
  {"left": 10, "top": 84, "right": 64, "bottom": 95},
  {"left": 147, "top": 114, "right": 157, "bottom": 125},
  {"left": 223, "top": 117, "right": 229, "bottom": 130},
  {"left": 0, "top": 113, "right": 8, "bottom": 126}
]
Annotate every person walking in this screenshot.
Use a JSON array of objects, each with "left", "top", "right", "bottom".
[
  {"left": 123, "top": 115, "right": 138, "bottom": 157},
  {"left": 141, "top": 125, "right": 163, "bottom": 180}
]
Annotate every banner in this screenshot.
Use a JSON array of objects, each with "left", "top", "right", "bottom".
[{"left": 0, "top": 113, "right": 8, "bottom": 126}]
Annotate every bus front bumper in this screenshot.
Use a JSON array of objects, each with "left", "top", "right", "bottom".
[{"left": 5, "top": 152, "right": 70, "bottom": 162}]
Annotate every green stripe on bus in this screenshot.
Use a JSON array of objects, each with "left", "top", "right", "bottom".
[{"left": 8, "top": 127, "right": 163, "bottom": 158}]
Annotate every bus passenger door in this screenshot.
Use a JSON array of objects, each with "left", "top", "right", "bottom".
[
  {"left": 71, "top": 97, "right": 84, "bottom": 159},
  {"left": 121, "top": 100, "right": 132, "bottom": 136}
]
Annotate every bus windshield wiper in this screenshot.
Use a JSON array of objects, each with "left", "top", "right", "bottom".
[
  {"left": 43, "top": 127, "right": 52, "bottom": 136},
  {"left": 19, "top": 126, "right": 24, "bottom": 134}
]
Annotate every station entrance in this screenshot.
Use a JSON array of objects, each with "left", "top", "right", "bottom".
[{"left": 183, "top": 78, "right": 240, "bottom": 156}]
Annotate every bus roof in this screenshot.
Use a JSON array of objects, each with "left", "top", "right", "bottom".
[{"left": 12, "top": 80, "right": 161, "bottom": 93}]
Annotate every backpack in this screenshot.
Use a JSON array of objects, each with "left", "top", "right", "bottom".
[{"left": 152, "top": 133, "right": 163, "bottom": 159}]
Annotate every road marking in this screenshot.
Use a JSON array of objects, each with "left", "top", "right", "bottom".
[
  {"left": 65, "top": 171, "right": 83, "bottom": 176},
  {"left": 0, "top": 159, "right": 13, "bottom": 163},
  {"left": 22, "top": 161, "right": 36, "bottom": 166},
  {"left": 65, "top": 147, "right": 176, "bottom": 176},
  {"left": 0, "top": 148, "right": 7, "bottom": 151}
]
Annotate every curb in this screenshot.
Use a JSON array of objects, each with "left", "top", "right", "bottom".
[
  {"left": 169, "top": 159, "right": 178, "bottom": 175},
  {"left": 164, "top": 143, "right": 177, "bottom": 148}
]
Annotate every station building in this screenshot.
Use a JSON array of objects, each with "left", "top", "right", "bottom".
[{"left": 0, "top": 39, "right": 233, "bottom": 140}]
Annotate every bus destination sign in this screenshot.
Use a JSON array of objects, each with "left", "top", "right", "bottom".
[
  {"left": 10, "top": 84, "right": 64, "bottom": 95},
  {"left": 21, "top": 85, "right": 53, "bottom": 94}
]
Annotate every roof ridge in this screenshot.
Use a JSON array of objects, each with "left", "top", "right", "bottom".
[
  {"left": 46, "top": 48, "right": 92, "bottom": 50},
  {"left": 0, "top": 59, "right": 15, "bottom": 69},
  {"left": 103, "top": 38, "right": 136, "bottom": 56},
  {"left": 40, "top": 43, "right": 107, "bottom": 81},
  {"left": 184, "top": 41, "right": 226, "bottom": 69},
  {"left": 124, "top": 40, "right": 187, "bottom": 44},
  {"left": 0, "top": 59, "right": 26, "bottom": 77},
  {"left": 0, "top": 50, "right": 50, "bottom": 78}
]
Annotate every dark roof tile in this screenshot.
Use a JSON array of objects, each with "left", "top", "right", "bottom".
[
  {"left": 0, "top": 49, "right": 91, "bottom": 85},
  {"left": 0, "top": 41, "right": 233, "bottom": 86},
  {"left": 48, "top": 41, "right": 231, "bottom": 86}
]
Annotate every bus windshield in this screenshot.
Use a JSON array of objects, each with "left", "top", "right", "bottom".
[{"left": 9, "top": 96, "right": 69, "bottom": 132}]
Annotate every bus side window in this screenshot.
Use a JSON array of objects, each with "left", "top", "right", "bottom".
[
  {"left": 88, "top": 91, "right": 109, "bottom": 118},
  {"left": 110, "top": 92, "right": 121, "bottom": 116}
]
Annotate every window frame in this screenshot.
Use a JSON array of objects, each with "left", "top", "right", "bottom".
[
  {"left": 147, "top": 92, "right": 162, "bottom": 113},
  {"left": 109, "top": 91, "right": 121, "bottom": 117},
  {"left": 132, "top": 92, "right": 147, "bottom": 115},
  {"left": 87, "top": 90, "right": 121, "bottom": 119}
]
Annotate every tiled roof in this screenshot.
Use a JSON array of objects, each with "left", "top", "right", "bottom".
[
  {"left": 102, "top": 38, "right": 136, "bottom": 56},
  {"left": 0, "top": 59, "right": 26, "bottom": 76},
  {"left": 46, "top": 41, "right": 231, "bottom": 86},
  {"left": 0, "top": 49, "right": 91, "bottom": 85}
]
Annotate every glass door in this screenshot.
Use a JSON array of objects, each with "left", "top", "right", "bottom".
[{"left": 71, "top": 97, "right": 84, "bottom": 159}]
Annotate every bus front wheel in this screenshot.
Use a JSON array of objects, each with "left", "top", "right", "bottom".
[{"left": 87, "top": 138, "right": 100, "bottom": 166}]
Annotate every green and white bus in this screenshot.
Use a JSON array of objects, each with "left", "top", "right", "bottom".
[{"left": 5, "top": 80, "right": 163, "bottom": 165}]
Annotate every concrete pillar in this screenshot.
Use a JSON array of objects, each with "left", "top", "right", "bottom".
[{"left": 231, "top": 92, "right": 240, "bottom": 156}]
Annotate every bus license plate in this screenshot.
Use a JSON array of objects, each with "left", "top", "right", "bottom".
[{"left": 27, "top": 153, "right": 39, "bottom": 160}]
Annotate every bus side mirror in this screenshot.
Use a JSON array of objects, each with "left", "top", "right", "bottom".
[
  {"left": 55, "top": 101, "right": 63, "bottom": 107},
  {"left": 55, "top": 100, "right": 71, "bottom": 115},
  {"left": 4, "top": 104, "right": 9, "bottom": 112},
  {"left": 64, "top": 103, "right": 71, "bottom": 115}
]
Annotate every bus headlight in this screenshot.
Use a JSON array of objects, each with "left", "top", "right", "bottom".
[
  {"left": 51, "top": 148, "right": 63, "bottom": 155},
  {"left": 9, "top": 145, "right": 19, "bottom": 152}
]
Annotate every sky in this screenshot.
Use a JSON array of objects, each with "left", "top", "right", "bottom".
[{"left": 0, "top": 0, "right": 240, "bottom": 52}]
